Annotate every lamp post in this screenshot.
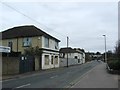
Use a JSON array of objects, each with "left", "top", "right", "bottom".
[
  {"left": 67, "top": 36, "right": 69, "bottom": 67},
  {"left": 103, "top": 35, "right": 107, "bottom": 63}
]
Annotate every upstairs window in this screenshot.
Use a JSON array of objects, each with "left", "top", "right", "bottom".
[
  {"left": 55, "top": 41, "right": 58, "bottom": 49},
  {"left": 8, "top": 41, "right": 13, "bottom": 51},
  {"left": 23, "top": 38, "right": 31, "bottom": 47},
  {"left": 44, "top": 37, "right": 49, "bottom": 48}
]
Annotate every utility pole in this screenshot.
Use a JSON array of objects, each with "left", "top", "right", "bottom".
[{"left": 67, "top": 36, "right": 69, "bottom": 67}]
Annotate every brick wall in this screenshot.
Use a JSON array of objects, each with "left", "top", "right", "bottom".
[{"left": 2, "top": 57, "right": 19, "bottom": 75}]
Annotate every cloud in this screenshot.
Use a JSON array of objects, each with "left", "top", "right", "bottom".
[{"left": 0, "top": 2, "right": 118, "bottom": 52}]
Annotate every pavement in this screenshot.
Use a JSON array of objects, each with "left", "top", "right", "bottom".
[{"left": 71, "top": 62, "right": 119, "bottom": 88}]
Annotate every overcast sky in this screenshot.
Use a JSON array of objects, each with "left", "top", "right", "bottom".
[{"left": 0, "top": 0, "right": 118, "bottom": 53}]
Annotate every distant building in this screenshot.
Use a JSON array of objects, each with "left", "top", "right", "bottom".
[
  {"left": 59, "top": 47, "right": 85, "bottom": 67},
  {"left": 85, "top": 52, "right": 102, "bottom": 61}
]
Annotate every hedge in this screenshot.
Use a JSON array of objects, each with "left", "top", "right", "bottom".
[{"left": 108, "top": 59, "right": 120, "bottom": 70}]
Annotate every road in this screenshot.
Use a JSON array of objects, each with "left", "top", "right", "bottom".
[{"left": 2, "top": 61, "right": 100, "bottom": 89}]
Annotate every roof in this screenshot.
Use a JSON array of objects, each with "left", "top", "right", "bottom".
[
  {"left": 59, "top": 47, "right": 81, "bottom": 53},
  {"left": 2, "top": 25, "right": 60, "bottom": 42}
]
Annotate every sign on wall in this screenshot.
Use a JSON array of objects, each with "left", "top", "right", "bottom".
[{"left": 0, "top": 46, "right": 11, "bottom": 53}]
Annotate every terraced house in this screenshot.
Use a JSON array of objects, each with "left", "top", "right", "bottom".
[{"left": 1, "top": 25, "right": 60, "bottom": 73}]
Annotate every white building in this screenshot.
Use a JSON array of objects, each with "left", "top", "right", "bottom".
[
  {"left": 59, "top": 47, "right": 85, "bottom": 67},
  {"left": 40, "top": 36, "right": 60, "bottom": 69}
]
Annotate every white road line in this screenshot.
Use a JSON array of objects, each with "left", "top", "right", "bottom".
[
  {"left": 1, "top": 78, "right": 16, "bottom": 82},
  {"left": 67, "top": 72, "right": 71, "bottom": 74},
  {"left": 50, "top": 75, "right": 58, "bottom": 79},
  {"left": 15, "top": 83, "right": 31, "bottom": 88},
  {"left": 70, "top": 65, "right": 98, "bottom": 88}
]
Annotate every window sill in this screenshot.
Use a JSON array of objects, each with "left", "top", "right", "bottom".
[{"left": 22, "top": 46, "right": 31, "bottom": 47}]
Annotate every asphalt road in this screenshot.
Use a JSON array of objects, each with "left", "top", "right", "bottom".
[{"left": 2, "top": 60, "right": 101, "bottom": 89}]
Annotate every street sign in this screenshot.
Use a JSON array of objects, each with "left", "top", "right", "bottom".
[{"left": 0, "top": 46, "right": 11, "bottom": 53}]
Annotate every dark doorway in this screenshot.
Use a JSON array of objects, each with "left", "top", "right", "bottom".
[
  {"left": 39, "top": 54, "right": 42, "bottom": 70},
  {"left": 19, "top": 55, "right": 35, "bottom": 74}
]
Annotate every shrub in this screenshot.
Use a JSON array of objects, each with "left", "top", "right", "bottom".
[
  {"left": 24, "top": 46, "right": 41, "bottom": 56},
  {"left": 108, "top": 59, "right": 120, "bottom": 70}
]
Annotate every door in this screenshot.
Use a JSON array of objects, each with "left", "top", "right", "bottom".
[
  {"left": 19, "top": 55, "right": 35, "bottom": 74},
  {"left": 39, "top": 54, "right": 42, "bottom": 70}
]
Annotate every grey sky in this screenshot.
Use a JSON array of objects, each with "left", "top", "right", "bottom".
[{"left": 0, "top": 1, "right": 118, "bottom": 53}]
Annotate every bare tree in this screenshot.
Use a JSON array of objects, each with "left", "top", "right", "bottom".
[{"left": 115, "top": 40, "right": 120, "bottom": 59}]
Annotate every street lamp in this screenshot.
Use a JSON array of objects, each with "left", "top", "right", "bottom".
[
  {"left": 103, "top": 35, "right": 107, "bottom": 63},
  {"left": 67, "top": 36, "right": 69, "bottom": 67}
]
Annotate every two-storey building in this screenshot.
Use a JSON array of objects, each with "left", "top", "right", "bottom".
[
  {"left": 1, "top": 25, "right": 60, "bottom": 70},
  {"left": 59, "top": 47, "right": 85, "bottom": 67}
]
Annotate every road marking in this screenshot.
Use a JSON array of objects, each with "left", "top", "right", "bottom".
[
  {"left": 15, "top": 83, "right": 31, "bottom": 88},
  {"left": 70, "top": 64, "right": 98, "bottom": 88},
  {"left": 65, "top": 63, "right": 100, "bottom": 88},
  {"left": 50, "top": 75, "right": 58, "bottom": 79},
  {"left": 1, "top": 78, "right": 16, "bottom": 82},
  {"left": 67, "top": 72, "right": 71, "bottom": 74}
]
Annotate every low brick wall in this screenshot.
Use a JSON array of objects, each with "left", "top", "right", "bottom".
[{"left": 2, "top": 57, "right": 19, "bottom": 75}]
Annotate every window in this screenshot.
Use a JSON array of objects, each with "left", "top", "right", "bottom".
[
  {"left": 78, "top": 59, "right": 80, "bottom": 63},
  {"left": 55, "top": 56, "right": 58, "bottom": 64},
  {"left": 45, "top": 55, "right": 49, "bottom": 65},
  {"left": 51, "top": 56, "right": 54, "bottom": 64},
  {"left": 44, "top": 37, "right": 49, "bottom": 48},
  {"left": 75, "top": 56, "right": 78, "bottom": 59},
  {"left": 8, "top": 41, "right": 13, "bottom": 51},
  {"left": 63, "top": 53, "right": 65, "bottom": 58},
  {"left": 55, "top": 41, "right": 58, "bottom": 49},
  {"left": 23, "top": 38, "right": 31, "bottom": 47}
]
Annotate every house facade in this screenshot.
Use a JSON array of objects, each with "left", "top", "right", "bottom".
[
  {"left": 59, "top": 47, "right": 85, "bottom": 67},
  {"left": 1, "top": 25, "right": 60, "bottom": 71}
]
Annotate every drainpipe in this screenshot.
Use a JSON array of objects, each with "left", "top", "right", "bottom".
[{"left": 17, "top": 38, "right": 18, "bottom": 52}]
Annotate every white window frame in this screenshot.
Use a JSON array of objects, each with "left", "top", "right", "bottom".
[
  {"left": 44, "top": 55, "right": 49, "bottom": 65},
  {"left": 55, "top": 41, "right": 58, "bottom": 49},
  {"left": 44, "top": 37, "right": 49, "bottom": 48},
  {"left": 23, "top": 37, "right": 31, "bottom": 47}
]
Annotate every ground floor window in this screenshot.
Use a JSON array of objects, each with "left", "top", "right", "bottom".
[
  {"left": 78, "top": 59, "right": 80, "bottom": 63},
  {"left": 45, "top": 55, "right": 49, "bottom": 65},
  {"left": 51, "top": 56, "right": 54, "bottom": 64},
  {"left": 55, "top": 56, "right": 58, "bottom": 64}
]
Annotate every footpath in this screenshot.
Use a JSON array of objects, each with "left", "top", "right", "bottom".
[{"left": 72, "top": 63, "right": 119, "bottom": 88}]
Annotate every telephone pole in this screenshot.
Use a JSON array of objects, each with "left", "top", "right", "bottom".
[{"left": 67, "top": 36, "right": 69, "bottom": 67}]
